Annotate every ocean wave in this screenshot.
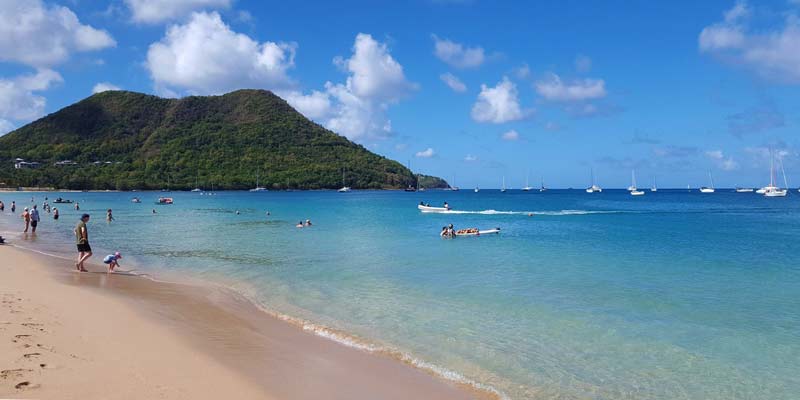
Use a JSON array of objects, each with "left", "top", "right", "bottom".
[{"left": 246, "top": 298, "right": 510, "bottom": 400}]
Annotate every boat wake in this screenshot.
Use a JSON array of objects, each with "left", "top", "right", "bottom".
[{"left": 437, "top": 209, "right": 625, "bottom": 216}]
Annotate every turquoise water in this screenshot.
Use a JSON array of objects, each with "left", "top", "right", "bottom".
[{"left": 1, "top": 189, "right": 799, "bottom": 399}]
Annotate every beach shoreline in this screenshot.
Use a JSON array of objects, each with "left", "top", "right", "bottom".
[{"left": 0, "top": 244, "right": 496, "bottom": 400}]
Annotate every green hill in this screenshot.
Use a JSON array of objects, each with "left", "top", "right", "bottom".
[{"left": 0, "top": 89, "right": 448, "bottom": 190}]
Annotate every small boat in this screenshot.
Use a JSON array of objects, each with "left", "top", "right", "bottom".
[
  {"left": 539, "top": 177, "right": 547, "bottom": 192},
  {"left": 156, "top": 197, "right": 174, "bottom": 205},
  {"left": 53, "top": 198, "right": 73, "bottom": 204},
  {"left": 404, "top": 185, "right": 417, "bottom": 192},
  {"left": 586, "top": 168, "right": 602, "bottom": 193},
  {"left": 338, "top": 169, "right": 351, "bottom": 192},
  {"left": 699, "top": 171, "right": 715, "bottom": 193},
  {"left": 474, "top": 187, "right": 480, "bottom": 193},
  {"left": 250, "top": 170, "right": 268, "bottom": 192},
  {"left": 191, "top": 188, "right": 201, "bottom": 192},
  {"left": 131, "top": 197, "right": 141, "bottom": 203},
  {"left": 454, "top": 228, "right": 501, "bottom": 237},
  {"left": 418, "top": 204, "right": 451, "bottom": 213},
  {"left": 500, "top": 176, "right": 507, "bottom": 193},
  {"left": 630, "top": 170, "right": 645, "bottom": 196},
  {"left": 764, "top": 154, "right": 790, "bottom": 197},
  {"left": 735, "top": 187, "right": 754, "bottom": 193},
  {"left": 522, "top": 170, "right": 533, "bottom": 191}
]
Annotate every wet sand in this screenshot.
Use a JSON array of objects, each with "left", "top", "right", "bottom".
[{"left": 0, "top": 245, "right": 493, "bottom": 400}]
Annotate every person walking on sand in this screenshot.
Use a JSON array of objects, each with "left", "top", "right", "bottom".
[
  {"left": 22, "top": 207, "right": 30, "bottom": 233},
  {"left": 74, "top": 214, "right": 91, "bottom": 272},
  {"left": 30, "top": 205, "right": 40, "bottom": 233}
]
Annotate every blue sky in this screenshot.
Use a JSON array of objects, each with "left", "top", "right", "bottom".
[{"left": 1, "top": 0, "right": 799, "bottom": 188}]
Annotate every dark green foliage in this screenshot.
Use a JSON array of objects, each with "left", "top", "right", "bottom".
[{"left": 0, "top": 90, "right": 448, "bottom": 190}]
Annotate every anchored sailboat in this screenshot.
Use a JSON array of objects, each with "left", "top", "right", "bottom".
[
  {"left": 249, "top": 170, "right": 268, "bottom": 192},
  {"left": 650, "top": 176, "right": 658, "bottom": 192},
  {"left": 630, "top": 170, "right": 644, "bottom": 196},
  {"left": 764, "top": 154, "right": 788, "bottom": 197},
  {"left": 586, "top": 168, "right": 602, "bottom": 193},
  {"left": 699, "top": 171, "right": 715, "bottom": 193},
  {"left": 522, "top": 170, "right": 533, "bottom": 191},
  {"left": 338, "top": 168, "right": 351, "bottom": 192},
  {"left": 500, "top": 176, "right": 507, "bottom": 192}
]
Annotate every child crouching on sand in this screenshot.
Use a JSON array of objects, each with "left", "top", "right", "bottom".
[{"left": 103, "top": 251, "right": 122, "bottom": 273}]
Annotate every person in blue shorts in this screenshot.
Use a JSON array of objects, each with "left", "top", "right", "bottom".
[{"left": 103, "top": 251, "right": 122, "bottom": 273}]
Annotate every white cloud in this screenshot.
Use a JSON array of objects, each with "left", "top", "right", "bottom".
[
  {"left": 0, "top": 119, "right": 14, "bottom": 135},
  {"left": 279, "top": 90, "right": 331, "bottom": 119},
  {"left": 471, "top": 77, "right": 528, "bottom": 123},
  {"left": 575, "top": 55, "right": 592, "bottom": 73},
  {"left": 146, "top": 11, "right": 296, "bottom": 96},
  {"left": 283, "top": 33, "right": 414, "bottom": 141},
  {"left": 92, "top": 82, "right": 122, "bottom": 94},
  {"left": 125, "top": 0, "right": 231, "bottom": 24},
  {"left": 534, "top": 73, "right": 606, "bottom": 102},
  {"left": 432, "top": 35, "right": 485, "bottom": 68},
  {"left": 415, "top": 147, "right": 435, "bottom": 158},
  {"left": 0, "top": 69, "right": 63, "bottom": 122},
  {"left": 440, "top": 72, "right": 467, "bottom": 92},
  {"left": 501, "top": 129, "right": 520, "bottom": 141},
  {"left": 705, "top": 149, "right": 739, "bottom": 171},
  {"left": 0, "top": 0, "right": 115, "bottom": 68},
  {"left": 513, "top": 63, "right": 531, "bottom": 79},
  {"left": 464, "top": 154, "right": 478, "bottom": 162},
  {"left": 699, "top": 1, "right": 800, "bottom": 83}
]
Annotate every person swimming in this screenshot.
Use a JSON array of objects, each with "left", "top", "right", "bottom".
[
  {"left": 305, "top": 219, "right": 312, "bottom": 227},
  {"left": 296, "top": 221, "right": 304, "bottom": 228}
]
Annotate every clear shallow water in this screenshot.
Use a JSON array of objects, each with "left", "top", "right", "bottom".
[{"left": 1, "top": 189, "right": 799, "bottom": 399}]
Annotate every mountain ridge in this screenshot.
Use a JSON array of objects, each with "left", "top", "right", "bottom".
[{"left": 0, "top": 89, "right": 447, "bottom": 191}]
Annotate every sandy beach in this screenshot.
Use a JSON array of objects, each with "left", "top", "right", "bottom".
[{"left": 0, "top": 245, "right": 492, "bottom": 400}]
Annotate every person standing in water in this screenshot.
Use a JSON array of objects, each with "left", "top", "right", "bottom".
[
  {"left": 30, "top": 205, "right": 40, "bottom": 233},
  {"left": 53, "top": 208, "right": 59, "bottom": 220},
  {"left": 0, "top": 201, "right": 4, "bottom": 211},
  {"left": 106, "top": 209, "right": 114, "bottom": 222},
  {"left": 74, "top": 202, "right": 80, "bottom": 211},
  {"left": 22, "top": 207, "right": 30, "bottom": 233},
  {"left": 74, "top": 214, "right": 91, "bottom": 272},
  {"left": 11, "top": 201, "right": 16, "bottom": 213}
]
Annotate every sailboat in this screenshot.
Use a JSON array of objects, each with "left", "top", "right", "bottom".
[
  {"left": 650, "top": 176, "right": 658, "bottom": 192},
  {"left": 757, "top": 151, "right": 780, "bottom": 194},
  {"left": 250, "top": 170, "right": 268, "bottom": 192},
  {"left": 338, "top": 168, "right": 351, "bottom": 192},
  {"left": 586, "top": 169, "right": 602, "bottom": 193},
  {"left": 191, "top": 173, "right": 201, "bottom": 192},
  {"left": 500, "top": 176, "right": 507, "bottom": 192},
  {"left": 474, "top": 186, "right": 480, "bottom": 193},
  {"left": 699, "top": 171, "right": 715, "bottom": 193},
  {"left": 630, "top": 170, "right": 644, "bottom": 196},
  {"left": 522, "top": 170, "right": 533, "bottom": 191},
  {"left": 764, "top": 155, "right": 788, "bottom": 197},
  {"left": 539, "top": 177, "right": 548, "bottom": 192}
]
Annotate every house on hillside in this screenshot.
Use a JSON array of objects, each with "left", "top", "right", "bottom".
[
  {"left": 14, "top": 158, "right": 40, "bottom": 169},
  {"left": 54, "top": 160, "right": 78, "bottom": 166}
]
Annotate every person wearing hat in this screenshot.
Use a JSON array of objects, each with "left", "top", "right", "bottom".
[
  {"left": 74, "top": 214, "right": 91, "bottom": 272},
  {"left": 103, "top": 251, "right": 123, "bottom": 273}
]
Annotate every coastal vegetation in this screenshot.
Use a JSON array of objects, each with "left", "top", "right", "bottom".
[{"left": 0, "top": 90, "right": 448, "bottom": 190}]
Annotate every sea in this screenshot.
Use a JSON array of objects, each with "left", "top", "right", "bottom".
[{"left": 0, "top": 189, "right": 798, "bottom": 400}]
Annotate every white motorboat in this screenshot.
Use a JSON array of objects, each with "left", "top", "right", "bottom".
[
  {"left": 418, "top": 204, "right": 451, "bottom": 213},
  {"left": 735, "top": 187, "right": 754, "bottom": 193},
  {"left": 474, "top": 187, "right": 480, "bottom": 193}
]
